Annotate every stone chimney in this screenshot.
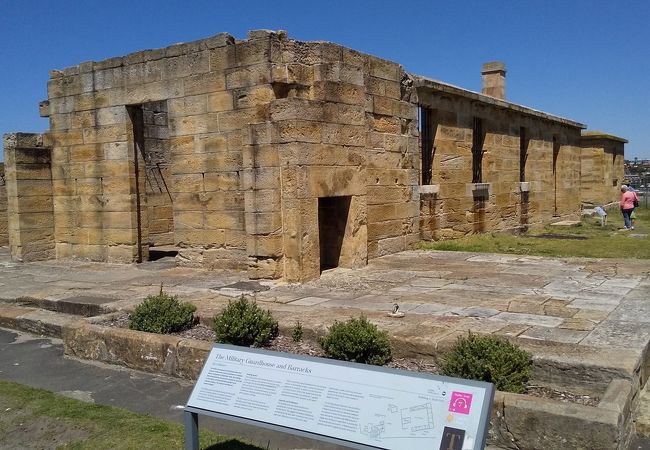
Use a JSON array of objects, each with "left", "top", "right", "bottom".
[{"left": 481, "top": 61, "right": 506, "bottom": 100}]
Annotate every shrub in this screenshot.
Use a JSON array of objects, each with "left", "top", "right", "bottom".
[
  {"left": 291, "top": 321, "right": 303, "bottom": 343},
  {"left": 213, "top": 297, "right": 278, "bottom": 347},
  {"left": 441, "top": 333, "right": 533, "bottom": 393},
  {"left": 319, "top": 317, "right": 392, "bottom": 365},
  {"left": 129, "top": 287, "right": 196, "bottom": 334}
]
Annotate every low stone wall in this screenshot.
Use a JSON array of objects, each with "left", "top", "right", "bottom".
[
  {"left": 0, "top": 303, "right": 640, "bottom": 449},
  {"left": 0, "top": 163, "right": 7, "bottom": 246},
  {"left": 490, "top": 384, "right": 632, "bottom": 449},
  {"left": 63, "top": 322, "right": 211, "bottom": 380}
]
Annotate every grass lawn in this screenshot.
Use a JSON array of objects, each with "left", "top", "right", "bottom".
[
  {"left": 0, "top": 380, "right": 262, "bottom": 450},
  {"left": 418, "top": 206, "right": 650, "bottom": 259}
]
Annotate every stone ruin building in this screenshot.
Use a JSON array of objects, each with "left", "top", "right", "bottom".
[{"left": 1, "top": 30, "right": 625, "bottom": 281}]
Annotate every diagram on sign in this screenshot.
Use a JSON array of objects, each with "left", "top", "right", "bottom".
[
  {"left": 361, "top": 402, "right": 434, "bottom": 441},
  {"left": 401, "top": 402, "right": 434, "bottom": 432}
]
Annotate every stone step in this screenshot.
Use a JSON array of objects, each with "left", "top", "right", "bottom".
[{"left": 14, "top": 295, "right": 117, "bottom": 317}]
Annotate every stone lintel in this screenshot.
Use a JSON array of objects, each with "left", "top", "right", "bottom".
[{"left": 3, "top": 132, "right": 46, "bottom": 150}]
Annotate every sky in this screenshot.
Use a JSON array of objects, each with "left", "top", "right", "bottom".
[{"left": 1, "top": 0, "right": 648, "bottom": 161}]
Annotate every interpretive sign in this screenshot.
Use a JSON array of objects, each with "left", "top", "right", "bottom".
[{"left": 185, "top": 344, "right": 494, "bottom": 450}]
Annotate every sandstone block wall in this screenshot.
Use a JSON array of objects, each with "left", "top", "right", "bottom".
[
  {"left": 3, "top": 133, "right": 55, "bottom": 261},
  {"left": 38, "top": 30, "right": 418, "bottom": 280},
  {"left": 580, "top": 133, "right": 626, "bottom": 207},
  {"left": 243, "top": 38, "right": 419, "bottom": 280},
  {"left": 416, "top": 81, "right": 583, "bottom": 239},
  {"left": 0, "top": 163, "right": 7, "bottom": 246}
]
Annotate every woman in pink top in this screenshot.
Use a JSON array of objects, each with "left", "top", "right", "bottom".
[{"left": 620, "top": 185, "right": 639, "bottom": 230}]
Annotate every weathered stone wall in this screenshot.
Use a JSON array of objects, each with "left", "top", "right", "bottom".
[
  {"left": 416, "top": 81, "right": 583, "bottom": 239},
  {"left": 44, "top": 32, "right": 252, "bottom": 265},
  {"left": 0, "top": 162, "right": 7, "bottom": 246},
  {"left": 3, "top": 133, "right": 55, "bottom": 261},
  {"left": 244, "top": 37, "right": 418, "bottom": 280},
  {"left": 580, "top": 133, "right": 626, "bottom": 207},
  {"left": 40, "top": 30, "right": 419, "bottom": 279}
]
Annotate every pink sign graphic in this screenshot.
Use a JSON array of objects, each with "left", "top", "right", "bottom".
[{"left": 448, "top": 391, "right": 473, "bottom": 415}]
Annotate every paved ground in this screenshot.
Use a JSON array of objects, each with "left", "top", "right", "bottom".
[
  {"left": 1, "top": 246, "right": 649, "bottom": 447},
  {"left": 1, "top": 246, "right": 648, "bottom": 359}
]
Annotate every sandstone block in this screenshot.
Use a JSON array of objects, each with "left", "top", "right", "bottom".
[
  {"left": 161, "top": 52, "right": 209, "bottom": 81},
  {"left": 82, "top": 125, "right": 127, "bottom": 145},
  {"left": 245, "top": 211, "right": 282, "bottom": 235},
  {"left": 183, "top": 71, "right": 227, "bottom": 96},
  {"left": 203, "top": 172, "right": 241, "bottom": 191},
  {"left": 244, "top": 189, "right": 281, "bottom": 213},
  {"left": 218, "top": 108, "right": 266, "bottom": 132},
  {"left": 321, "top": 123, "right": 366, "bottom": 147},
  {"left": 208, "top": 45, "right": 237, "bottom": 71},
  {"left": 305, "top": 166, "right": 365, "bottom": 198},
  {"left": 204, "top": 210, "right": 244, "bottom": 230},
  {"left": 310, "top": 81, "right": 365, "bottom": 105},
  {"left": 269, "top": 98, "right": 324, "bottom": 122},
  {"left": 241, "top": 167, "right": 280, "bottom": 190},
  {"left": 107, "top": 245, "right": 138, "bottom": 263},
  {"left": 225, "top": 65, "right": 271, "bottom": 89},
  {"left": 168, "top": 95, "right": 208, "bottom": 117},
  {"left": 203, "top": 248, "right": 247, "bottom": 270},
  {"left": 270, "top": 120, "right": 321, "bottom": 144},
  {"left": 103, "top": 141, "right": 129, "bottom": 160},
  {"left": 69, "top": 110, "right": 94, "bottom": 129},
  {"left": 207, "top": 91, "right": 233, "bottom": 112},
  {"left": 247, "top": 234, "right": 283, "bottom": 257},
  {"left": 169, "top": 114, "right": 212, "bottom": 136},
  {"left": 232, "top": 85, "right": 275, "bottom": 109},
  {"left": 242, "top": 145, "right": 279, "bottom": 168},
  {"left": 248, "top": 256, "right": 283, "bottom": 279}
]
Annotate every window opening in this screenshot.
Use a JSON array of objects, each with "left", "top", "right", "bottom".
[
  {"left": 519, "top": 127, "right": 528, "bottom": 182},
  {"left": 472, "top": 117, "right": 484, "bottom": 183},
  {"left": 420, "top": 106, "right": 436, "bottom": 185}
]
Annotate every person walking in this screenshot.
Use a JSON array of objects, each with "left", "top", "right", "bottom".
[{"left": 619, "top": 185, "right": 640, "bottom": 230}]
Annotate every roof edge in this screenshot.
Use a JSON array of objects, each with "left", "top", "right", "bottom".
[
  {"left": 581, "top": 131, "right": 628, "bottom": 144},
  {"left": 411, "top": 74, "right": 586, "bottom": 129}
]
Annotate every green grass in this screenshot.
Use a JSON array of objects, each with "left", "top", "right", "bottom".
[
  {"left": 0, "top": 380, "right": 263, "bottom": 450},
  {"left": 418, "top": 206, "right": 650, "bottom": 259}
]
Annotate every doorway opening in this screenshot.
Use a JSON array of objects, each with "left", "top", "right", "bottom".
[
  {"left": 318, "top": 196, "right": 351, "bottom": 272},
  {"left": 127, "top": 101, "right": 175, "bottom": 262}
]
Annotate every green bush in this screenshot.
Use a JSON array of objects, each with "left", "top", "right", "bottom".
[
  {"left": 129, "top": 287, "right": 196, "bottom": 334},
  {"left": 213, "top": 297, "right": 278, "bottom": 347},
  {"left": 291, "top": 321, "right": 304, "bottom": 343},
  {"left": 319, "top": 317, "right": 392, "bottom": 365},
  {"left": 441, "top": 333, "right": 533, "bottom": 393}
]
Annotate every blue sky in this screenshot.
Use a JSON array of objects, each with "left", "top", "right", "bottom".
[{"left": 1, "top": 0, "right": 648, "bottom": 161}]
